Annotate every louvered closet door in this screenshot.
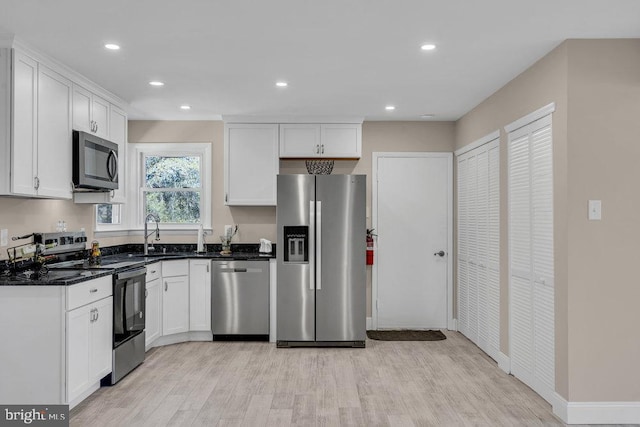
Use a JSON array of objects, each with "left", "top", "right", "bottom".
[
  {"left": 466, "top": 154, "right": 479, "bottom": 343},
  {"left": 456, "top": 138, "right": 500, "bottom": 361},
  {"left": 457, "top": 157, "right": 469, "bottom": 337},
  {"left": 508, "top": 114, "right": 555, "bottom": 404},
  {"left": 475, "top": 149, "right": 489, "bottom": 352},
  {"left": 485, "top": 142, "right": 501, "bottom": 360}
]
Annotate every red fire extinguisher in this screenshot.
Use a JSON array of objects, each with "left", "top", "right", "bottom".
[{"left": 366, "top": 228, "right": 376, "bottom": 265}]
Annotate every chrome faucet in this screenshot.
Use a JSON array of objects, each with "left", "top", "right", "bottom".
[{"left": 144, "top": 213, "right": 160, "bottom": 255}]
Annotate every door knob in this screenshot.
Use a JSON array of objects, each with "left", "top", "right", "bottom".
[{"left": 434, "top": 250, "right": 445, "bottom": 257}]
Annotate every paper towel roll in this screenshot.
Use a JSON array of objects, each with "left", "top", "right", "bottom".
[{"left": 197, "top": 224, "right": 204, "bottom": 252}]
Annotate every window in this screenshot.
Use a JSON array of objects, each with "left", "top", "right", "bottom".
[
  {"left": 133, "top": 143, "right": 211, "bottom": 229},
  {"left": 143, "top": 155, "right": 201, "bottom": 223},
  {"left": 96, "top": 204, "right": 122, "bottom": 225}
]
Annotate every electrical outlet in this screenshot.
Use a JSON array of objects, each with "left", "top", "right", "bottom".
[{"left": 0, "top": 229, "right": 7, "bottom": 247}]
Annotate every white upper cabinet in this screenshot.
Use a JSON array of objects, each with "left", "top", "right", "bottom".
[
  {"left": 225, "top": 123, "right": 279, "bottom": 206},
  {"left": 72, "top": 84, "right": 109, "bottom": 139},
  {"left": 279, "top": 124, "right": 321, "bottom": 157},
  {"left": 279, "top": 123, "right": 361, "bottom": 159},
  {"left": 108, "top": 105, "right": 127, "bottom": 204},
  {"left": 37, "top": 64, "right": 72, "bottom": 199},
  {"left": 0, "top": 43, "right": 127, "bottom": 199},
  {"left": 8, "top": 49, "right": 38, "bottom": 196}
]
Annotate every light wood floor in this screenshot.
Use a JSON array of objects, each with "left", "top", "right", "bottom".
[{"left": 71, "top": 331, "right": 567, "bottom": 426}]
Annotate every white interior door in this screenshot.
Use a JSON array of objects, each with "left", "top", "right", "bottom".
[{"left": 373, "top": 153, "right": 452, "bottom": 329}]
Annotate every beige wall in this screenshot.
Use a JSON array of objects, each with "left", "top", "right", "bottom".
[
  {"left": 456, "top": 38, "right": 640, "bottom": 403},
  {"left": 564, "top": 39, "right": 640, "bottom": 402},
  {"left": 455, "top": 41, "right": 570, "bottom": 398}
]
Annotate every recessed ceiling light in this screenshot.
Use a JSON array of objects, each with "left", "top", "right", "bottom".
[
  {"left": 420, "top": 114, "right": 435, "bottom": 119},
  {"left": 276, "top": 81, "right": 288, "bottom": 87},
  {"left": 421, "top": 44, "right": 436, "bottom": 51},
  {"left": 149, "top": 81, "right": 164, "bottom": 86},
  {"left": 104, "top": 43, "right": 120, "bottom": 50},
  {"left": 180, "top": 105, "right": 191, "bottom": 110},
  {"left": 385, "top": 105, "right": 396, "bottom": 111}
]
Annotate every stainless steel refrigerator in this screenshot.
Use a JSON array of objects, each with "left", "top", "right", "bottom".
[{"left": 276, "top": 174, "right": 366, "bottom": 347}]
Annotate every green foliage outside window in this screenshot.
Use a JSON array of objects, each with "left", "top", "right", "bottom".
[{"left": 144, "top": 156, "right": 201, "bottom": 223}]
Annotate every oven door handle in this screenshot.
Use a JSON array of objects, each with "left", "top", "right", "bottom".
[
  {"left": 115, "top": 267, "right": 147, "bottom": 281},
  {"left": 122, "top": 277, "right": 128, "bottom": 332}
]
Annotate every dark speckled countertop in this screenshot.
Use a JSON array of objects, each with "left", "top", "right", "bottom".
[{"left": 0, "top": 243, "right": 275, "bottom": 286}]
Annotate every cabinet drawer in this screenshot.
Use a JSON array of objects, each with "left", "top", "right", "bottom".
[
  {"left": 146, "top": 263, "right": 162, "bottom": 282},
  {"left": 162, "top": 260, "right": 189, "bottom": 277},
  {"left": 67, "top": 275, "right": 112, "bottom": 311}
]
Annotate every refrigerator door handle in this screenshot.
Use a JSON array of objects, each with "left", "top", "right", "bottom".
[
  {"left": 309, "top": 200, "right": 315, "bottom": 290},
  {"left": 316, "top": 201, "right": 322, "bottom": 290}
]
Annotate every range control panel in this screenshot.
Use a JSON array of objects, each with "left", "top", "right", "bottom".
[{"left": 34, "top": 231, "right": 87, "bottom": 254}]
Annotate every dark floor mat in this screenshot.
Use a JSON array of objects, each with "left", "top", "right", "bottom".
[{"left": 366, "top": 330, "right": 446, "bottom": 341}]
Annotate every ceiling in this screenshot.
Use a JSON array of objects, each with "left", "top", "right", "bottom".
[{"left": 1, "top": 1, "right": 639, "bottom": 121}]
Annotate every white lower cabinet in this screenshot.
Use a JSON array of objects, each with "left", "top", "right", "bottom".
[
  {"left": 162, "top": 260, "right": 190, "bottom": 336},
  {"left": 145, "top": 268, "right": 163, "bottom": 348},
  {"left": 189, "top": 259, "right": 212, "bottom": 331},
  {"left": 66, "top": 295, "right": 112, "bottom": 404},
  {"left": 0, "top": 275, "right": 113, "bottom": 408}
]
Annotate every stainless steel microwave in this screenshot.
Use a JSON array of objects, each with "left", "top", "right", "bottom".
[{"left": 72, "top": 130, "right": 119, "bottom": 190}]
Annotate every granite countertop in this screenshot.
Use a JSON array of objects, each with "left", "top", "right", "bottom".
[
  {"left": 0, "top": 245, "right": 275, "bottom": 286},
  {"left": 0, "top": 268, "right": 114, "bottom": 286}
]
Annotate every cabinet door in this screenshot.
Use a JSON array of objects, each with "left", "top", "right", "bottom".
[
  {"left": 145, "top": 278, "right": 162, "bottom": 347},
  {"left": 90, "top": 297, "right": 113, "bottom": 382},
  {"left": 225, "top": 123, "right": 279, "bottom": 205},
  {"left": 37, "top": 64, "right": 72, "bottom": 199},
  {"left": 320, "top": 124, "right": 361, "bottom": 158},
  {"left": 163, "top": 276, "right": 189, "bottom": 335},
  {"left": 108, "top": 105, "right": 127, "bottom": 203},
  {"left": 11, "top": 50, "right": 38, "bottom": 196},
  {"left": 92, "top": 95, "right": 110, "bottom": 139},
  {"left": 72, "top": 84, "right": 92, "bottom": 133},
  {"left": 279, "top": 124, "right": 321, "bottom": 158},
  {"left": 189, "top": 260, "right": 211, "bottom": 331},
  {"left": 66, "top": 305, "right": 91, "bottom": 403}
]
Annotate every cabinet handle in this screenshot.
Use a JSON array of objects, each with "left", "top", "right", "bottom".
[
  {"left": 321, "top": 144, "right": 324, "bottom": 154},
  {"left": 315, "top": 144, "right": 320, "bottom": 154},
  {"left": 150, "top": 270, "right": 156, "bottom": 274},
  {"left": 95, "top": 122, "right": 99, "bottom": 133},
  {"left": 89, "top": 288, "right": 98, "bottom": 293},
  {"left": 111, "top": 190, "right": 115, "bottom": 199},
  {"left": 95, "top": 308, "right": 99, "bottom": 322},
  {"left": 165, "top": 281, "right": 168, "bottom": 291},
  {"left": 225, "top": 194, "right": 228, "bottom": 203},
  {"left": 90, "top": 308, "right": 95, "bottom": 322},
  {"left": 145, "top": 289, "right": 148, "bottom": 298},
  {"left": 34, "top": 176, "right": 40, "bottom": 190},
  {"left": 207, "top": 264, "right": 209, "bottom": 273}
]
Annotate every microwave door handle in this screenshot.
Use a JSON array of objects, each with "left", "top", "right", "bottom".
[{"left": 107, "top": 150, "right": 118, "bottom": 181}]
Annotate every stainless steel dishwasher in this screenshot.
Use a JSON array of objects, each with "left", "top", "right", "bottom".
[{"left": 211, "top": 260, "right": 269, "bottom": 339}]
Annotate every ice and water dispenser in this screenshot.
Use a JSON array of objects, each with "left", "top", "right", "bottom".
[{"left": 283, "top": 226, "right": 308, "bottom": 263}]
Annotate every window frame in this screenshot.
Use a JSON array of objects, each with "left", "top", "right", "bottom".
[{"left": 131, "top": 142, "right": 212, "bottom": 231}]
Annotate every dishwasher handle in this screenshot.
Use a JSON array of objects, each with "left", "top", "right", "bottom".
[{"left": 218, "top": 267, "right": 263, "bottom": 273}]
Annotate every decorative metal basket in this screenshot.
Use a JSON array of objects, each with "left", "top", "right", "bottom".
[{"left": 305, "top": 160, "right": 334, "bottom": 175}]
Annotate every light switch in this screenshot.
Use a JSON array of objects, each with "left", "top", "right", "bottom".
[
  {"left": 588, "top": 200, "right": 602, "bottom": 221},
  {"left": 0, "top": 229, "right": 7, "bottom": 247},
  {"left": 224, "top": 225, "right": 233, "bottom": 236}
]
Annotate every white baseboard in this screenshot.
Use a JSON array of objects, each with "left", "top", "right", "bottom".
[
  {"left": 150, "top": 331, "right": 213, "bottom": 349},
  {"left": 366, "top": 317, "right": 372, "bottom": 330},
  {"left": 553, "top": 395, "right": 640, "bottom": 424},
  {"left": 496, "top": 351, "right": 510, "bottom": 374}
]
